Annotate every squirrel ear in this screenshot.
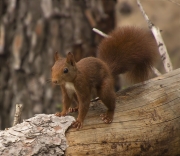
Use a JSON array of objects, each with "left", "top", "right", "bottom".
[
  {"left": 54, "top": 52, "right": 60, "bottom": 61},
  {"left": 66, "top": 52, "right": 76, "bottom": 66}
]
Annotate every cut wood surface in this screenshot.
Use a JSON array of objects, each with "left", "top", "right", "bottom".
[{"left": 66, "top": 68, "right": 180, "bottom": 156}]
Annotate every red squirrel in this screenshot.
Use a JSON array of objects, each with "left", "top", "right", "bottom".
[{"left": 51, "top": 26, "right": 158, "bottom": 129}]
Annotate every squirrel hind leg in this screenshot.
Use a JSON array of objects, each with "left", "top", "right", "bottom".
[{"left": 98, "top": 78, "right": 116, "bottom": 123}]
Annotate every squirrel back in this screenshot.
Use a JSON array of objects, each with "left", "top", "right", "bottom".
[{"left": 98, "top": 26, "right": 159, "bottom": 83}]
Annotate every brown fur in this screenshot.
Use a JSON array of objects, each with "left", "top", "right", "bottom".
[
  {"left": 98, "top": 26, "right": 158, "bottom": 83},
  {"left": 51, "top": 26, "right": 158, "bottom": 129},
  {"left": 52, "top": 53, "right": 116, "bottom": 129}
]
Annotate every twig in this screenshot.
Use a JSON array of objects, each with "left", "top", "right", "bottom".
[
  {"left": 85, "top": 9, "right": 97, "bottom": 28},
  {"left": 90, "top": 97, "right": 100, "bottom": 102},
  {"left": 152, "top": 67, "right": 161, "bottom": 76},
  {"left": 137, "top": 0, "right": 173, "bottom": 73},
  {"left": 92, "top": 28, "right": 109, "bottom": 38},
  {"left": 13, "top": 104, "right": 23, "bottom": 126}
]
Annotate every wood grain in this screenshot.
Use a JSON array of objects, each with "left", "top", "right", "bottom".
[{"left": 66, "top": 68, "right": 180, "bottom": 156}]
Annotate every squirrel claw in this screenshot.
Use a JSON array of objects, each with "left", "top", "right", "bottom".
[
  {"left": 69, "top": 107, "right": 79, "bottom": 113},
  {"left": 55, "top": 112, "right": 66, "bottom": 117},
  {"left": 100, "top": 113, "right": 113, "bottom": 124},
  {"left": 71, "top": 120, "right": 83, "bottom": 130}
]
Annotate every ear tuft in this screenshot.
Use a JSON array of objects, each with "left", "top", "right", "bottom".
[
  {"left": 54, "top": 52, "right": 60, "bottom": 61},
  {"left": 67, "top": 52, "right": 73, "bottom": 57},
  {"left": 66, "top": 52, "right": 75, "bottom": 66}
]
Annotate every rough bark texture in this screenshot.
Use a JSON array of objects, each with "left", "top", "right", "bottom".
[
  {"left": 0, "top": 0, "right": 115, "bottom": 129},
  {"left": 0, "top": 114, "right": 75, "bottom": 156},
  {"left": 65, "top": 68, "right": 180, "bottom": 156}
]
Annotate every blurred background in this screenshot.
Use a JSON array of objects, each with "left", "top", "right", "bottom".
[{"left": 0, "top": 0, "right": 179, "bottom": 129}]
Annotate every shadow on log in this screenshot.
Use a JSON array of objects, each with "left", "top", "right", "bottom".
[{"left": 66, "top": 68, "right": 180, "bottom": 156}]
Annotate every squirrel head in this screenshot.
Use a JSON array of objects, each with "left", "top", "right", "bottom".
[{"left": 51, "top": 52, "right": 77, "bottom": 85}]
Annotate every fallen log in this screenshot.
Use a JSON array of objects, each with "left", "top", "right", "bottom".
[
  {"left": 66, "top": 68, "right": 180, "bottom": 156},
  {"left": 0, "top": 69, "right": 180, "bottom": 156}
]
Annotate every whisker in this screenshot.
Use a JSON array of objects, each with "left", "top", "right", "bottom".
[{"left": 45, "top": 78, "right": 61, "bottom": 86}]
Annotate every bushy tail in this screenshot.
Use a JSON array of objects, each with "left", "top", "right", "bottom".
[
  {"left": 98, "top": 26, "right": 159, "bottom": 83},
  {"left": 125, "top": 62, "right": 152, "bottom": 83}
]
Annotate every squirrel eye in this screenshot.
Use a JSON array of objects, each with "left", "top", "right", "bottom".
[{"left": 63, "top": 68, "right": 68, "bottom": 73}]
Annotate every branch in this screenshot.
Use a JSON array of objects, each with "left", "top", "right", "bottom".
[{"left": 137, "top": 0, "right": 173, "bottom": 72}]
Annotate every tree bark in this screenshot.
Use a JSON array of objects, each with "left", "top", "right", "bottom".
[
  {"left": 0, "top": 114, "right": 74, "bottom": 156},
  {"left": 0, "top": 0, "right": 115, "bottom": 129},
  {"left": 65, "top": 68, "right": 180, "bottom": 156}
]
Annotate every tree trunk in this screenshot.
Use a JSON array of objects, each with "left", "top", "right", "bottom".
[
  {"left": 1, "top": 68, "right": 180, "bottom": 156},
  {"left": 0, "top": 0, "right": 115, "bottom": 129},
  {"left": 65, "top": 68, "right": 180, "bottom": 156}
]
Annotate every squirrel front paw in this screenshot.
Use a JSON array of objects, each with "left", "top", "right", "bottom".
[
  {"left": 100, "top": 112, "right": 113, "bottom": 124},
  {"left": 71, "top": 119, "right": 83, "bottom": 130},
  {"left": 55, "top": 112, "right": 67, "bottom": 117},
  {"left": 68, "top": 107, "right": 79, "bottom": 113}
]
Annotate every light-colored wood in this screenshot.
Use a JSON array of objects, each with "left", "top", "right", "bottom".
[
  {"left": 137, "top": 0, "right": 173, "bottom": 73},
  {"left": 65, "top": 68, "right": 180, "bottom": 156},
  {"left": 13, "top": 104, "right": 23, "bottom": 126}
]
